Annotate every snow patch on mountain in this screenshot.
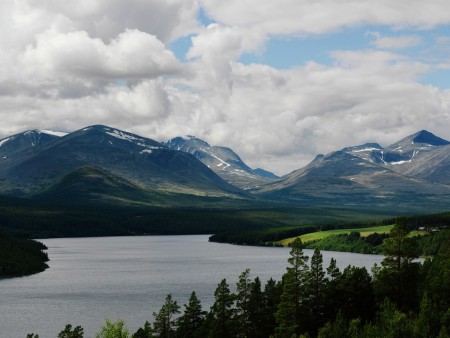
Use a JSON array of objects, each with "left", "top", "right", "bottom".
[
  {"left": 39, "top": 130, "right": 68, "bottom": 137},
  {"left": 210, "top": 152, "right": 230, "bottom": 169},
  {"left": 104, "top": 128, "right": 162, "bottom": 153},
  {"left": 351, "top": 147, "right": 380, "bottom": 153},
  {"left": 106, "top": 129, "right": 142, "bottom": 142},
  {"left": 0, "top": 137, "right": 12, "bottom": 147}
]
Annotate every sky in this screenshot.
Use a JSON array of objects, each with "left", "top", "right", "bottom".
[{"left": 1, "top": 0, "right": 450, "bottom": 175}]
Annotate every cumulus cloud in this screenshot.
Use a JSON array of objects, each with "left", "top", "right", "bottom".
[
  {"left": 201, "top": 0, "right": 450, "bottom": 35},
  {"left": 367, "top": 32, "right": 422, "bottom": 50},
  {"left": 23, "top": 29, "right": 181, "bottom": 82},
  {"left": 158, "top": 50, "right": 449, "bottom": 175},
  {"left": 1, "top": 0, "right": 450, "bottom": 175},
  {"left": 29, "top": 0, "right": 201, "bottom": 42}
]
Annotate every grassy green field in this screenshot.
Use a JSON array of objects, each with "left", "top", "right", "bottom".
[{"left": 277, "top": 225, "right": 394, "bottom": 246}]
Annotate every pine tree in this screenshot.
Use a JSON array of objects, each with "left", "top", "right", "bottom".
[
  {"left": 374, "top": 219, "right": 420, "bottom": 311},
  {"left": 326, "top": 258, "right": 340, "bottom": 281},
  {"left": 262, "top": 278, "right": 282, "bottom": 337},
  {"left": 236, "top": 269, "right": 252, "bottom": 337},
  {"left": 176, "top": 291, "right": 206, "bottom": 338},
  {"left": 416, "top": 293, "right": 440, "bottom": 338},
  {"left": 305, "top": 248, "right": 328, "bottom": 335},
  {"left": 58, "top": 324, "right": 84, "bottom": 338},
  {"left": 248, "top": 277, "right": 266, "bottom": 338},
  {"left": 275, "top": 238, "right": 309, "bottom": 337},
  {"left": 208, "top": 279, "right": 236, "bottom": 338},
  {"left": 132, "top": 321, "right": 153, "bottom": 338},
  {"left": 152, "top": 294, "right": 180, "bottom": 338}
]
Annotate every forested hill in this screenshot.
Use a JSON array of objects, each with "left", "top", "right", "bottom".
[{"left": 0, "top": 233, "right": 49, "bottom": 278}]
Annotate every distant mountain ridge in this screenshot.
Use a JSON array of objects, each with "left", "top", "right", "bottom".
[
  {"left": 251, "top": 129, "right": 450, "bottom": 211},
  {"left": 0, "top": 125, "right": 247, "bottom": 204},
  {"left": 0, "top": 129, "right": 67, "bottom": 158},
  {"left": 163, "top": 135, "right": 277, "bottom": 189},
  {"left": 1, "top": 126, "right": 450, "bottom": 211},
  {"left": 342, "top": 130, "right": 450, "bottom": 183}
]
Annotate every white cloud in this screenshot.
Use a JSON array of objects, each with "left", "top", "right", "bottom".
[
  {"left": 201, "top": 0, "right": 450, "bottom": 36},
  {"left": 160, "top": 51, "right": 449, "bottom": 175},
  {"left": 1, "top": 0, "right": 450, "bottom": 176},
  {"left": 30, "top": 0, "right": 201, "bottom": 42},
  {"left": 23, "top": 29, "right": 181, "bottom": 82},
  {"left": 367, "top": 32, "right": 422, "bottom": 50}
]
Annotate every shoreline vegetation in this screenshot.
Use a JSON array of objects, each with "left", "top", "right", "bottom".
[
  {"left": 2, "top": 204, "right": 449, "bottom": 279},
  {"left": 26, "top": 224, "right": 450, "bottom": 338},
  {"left": 209, "top": 213, "right": 450, "bottom": 257},
  {"left": 0, "top": 233, "right": 49, "bottom": 278}
]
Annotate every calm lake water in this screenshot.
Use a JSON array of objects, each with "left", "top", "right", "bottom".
[{"left": 0, "top": 235, "right": 385, "bottom": 338}]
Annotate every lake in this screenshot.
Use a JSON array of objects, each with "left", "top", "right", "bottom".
[{"left": 0, "top": 235, "right": 385, "bottom": 337}]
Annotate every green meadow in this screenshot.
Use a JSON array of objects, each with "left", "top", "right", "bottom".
[{"left": 277, "top": 224, "right": 394, "bottom": 246}]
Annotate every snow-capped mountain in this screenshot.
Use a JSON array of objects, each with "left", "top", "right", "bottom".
[
  {"left": 1, "top": 126, "right": 450, "bottom": 210},
  {"left": 0, "top": 125, "right": 246, "bottom": 201},
  {"left": 252, "top": 130, "right": 450, "bottom": 211},
  {"left": 163, "top": 136, "right": 277, "bottom": 189},
  {"left": 343, "top": 130, "right": 450, "bottom": 183},
  {"left": 0, "top": 129, "right": 67, "bottom": 159}
]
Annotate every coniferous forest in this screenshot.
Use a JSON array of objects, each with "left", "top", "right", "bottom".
[
  {"left": 0, "top": 233, "right": 48, "bottom": 278},
  {"left": 27, "top": 224, "right": 450, "bottom": 338}
]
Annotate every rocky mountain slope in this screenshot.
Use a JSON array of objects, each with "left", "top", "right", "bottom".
[
  {"left": 252, "top": 130, "right": 450, "bottom": 211},
  {"left": 0, "top": 125, "right": 246, "bottom": 203},
  {"left": 1, "top": 126, "right": 450, "bottom": 211},
  {"left": 163, "top": 136, "right": 277, "bottom": 189}
]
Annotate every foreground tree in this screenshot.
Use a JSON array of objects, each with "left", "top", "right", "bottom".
[
  {"left": 176, "top": 291, "right": 206, "bottom": 338},
  {"left": 374, "top": 219, "right": 420, "bottom": 311},
  {"left": 207, "top": 279, "right": 236, "bottom": 338},
  {"left": 152, "top": 294, "right": 180, "bottom": 338},
  {"left": 95, "top": 319, "right": 129, "bottom": 338},
  {"left": 261, "top": 278, "right": 282, "bottom": 337},
  {"left": 305, "top": 248, "right": 328, "bottom": 335},
  {"left": 58, "top": 324, "right": 84, "bottom": 338},
  {"left": 275, "top": 237, "right": 309, "bottom": 337},
  {"left": 335, "top": 266, "right": 375, "bottom": 322},
  {"left": 132, "top": 321, "right": 153, "bottom": 338},
  {"left": 235, "top": 269, "right": 252, "bottom": 337}
]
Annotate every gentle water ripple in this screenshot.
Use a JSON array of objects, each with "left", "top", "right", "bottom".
[{"left": 0, "top": 235, "right": 385, "bottom": 338}]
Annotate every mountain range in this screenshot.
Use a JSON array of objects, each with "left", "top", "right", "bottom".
[
  {"left": 162, "top": 135, "right": 277, "bottom": 189},
  {"left": 1, "top": 126, "right": 450, "bottom": 211}
]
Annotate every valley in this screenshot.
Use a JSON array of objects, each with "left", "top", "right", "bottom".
[{"left": 1, "top": 124, "right": 450, "bottom": 244}]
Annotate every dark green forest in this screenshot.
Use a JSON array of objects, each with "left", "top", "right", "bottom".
[
  {"left": 0, "top": 233, "right": 48, "bottom": 278},
  {"left": 0, "top": 194, "right": 396, "bottom": 239},
  {"left": 29, "top": 224, "right": 450, "bottom": 338}
]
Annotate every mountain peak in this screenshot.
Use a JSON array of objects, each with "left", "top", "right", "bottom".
[
  {"left": 411, "top": 130, "right": 450, "bottom": 146},
  {"left": 163, "top": 136, "right": 210, "bottom": 150},
  {"left": 342, "top": 143, "right": 382, "bottom": 153}
]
